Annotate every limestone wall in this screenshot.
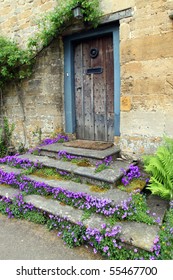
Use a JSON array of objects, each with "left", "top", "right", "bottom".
[
  {"left": 2, "top": 39, "right": 64, "bottom": 148},
  {"left": 0, "top": 0, "right": 63, "bottom": 148},
  {"left": 0, "top": 0, "right": 173, "bottom": 156},
  {"left": 119, "top": 0, "right": 173, "bottom": 156},
  {"left": 0, "top": 0, "right": 57, "bottom": 47}
]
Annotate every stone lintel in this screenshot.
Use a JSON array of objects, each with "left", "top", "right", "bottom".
[{"left": 100, "top": 8, "right": 133, "bottom": 25}]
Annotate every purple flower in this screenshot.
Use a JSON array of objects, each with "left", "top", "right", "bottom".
[
  {"left": 121, "top": 177, "right": 129, "bottom": 186},
  {"left": 153, "top": 236, "right": 159, "bottom": 244},
  {"left": 0, "top": 155, "right": 42, "bottom": 170},
  {"left": 103, "top": 246, "right": 109, "bottom": 252},
  {"left": 5, "top": 207, "right": 14, "bottom": 218},
  {"left": 155, "top": 217, "right": 161, "bottom": 224},
  {"left": 57, "top": 150, "right": 79, "bottom": 161},
  {"left": 121, "top": 164, "right": 141, "bottom": 186},
  {"left": 95, "top": 156, "right": 112, "bottom": 171},
  {"left": 101, "top": 223, "right": 106, "bottom": 229},
  {"left": 122, "top": 212, "right": 127, "bottom": 219},
  {"left": 42, "top": 134, "right": 69, "bottom": 145},
  {"left": 93, "top": 248, "right": 97, "bottom": 254}
]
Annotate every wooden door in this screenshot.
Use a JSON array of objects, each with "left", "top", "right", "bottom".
[{"left": 74, "top": 34, "right": 114, "bottom": 142}]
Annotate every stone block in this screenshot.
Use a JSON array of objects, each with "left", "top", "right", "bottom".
[
  {"left": 18, "top": 10, "right": 32, "bottom": 20},
  {"left": 0, "top": 6, "right": 12, "bottom": 16},
  {"left": 121, "top": 32, "right": 173, "bottom": 63},
  {"left": 120, "top": 22, "right": 131, "bottom": 40},
  {"left": 121, "top": 96, "right": 131, "bottom": 111},
  {"left": 40, "top": 2, "right": 54, "bottom": 12},
  {"left": 121, "top": 110, "right": 165, "bottom": 137},
  {"left": 100, "top": 0, "right": 135, "bottom": 15}
]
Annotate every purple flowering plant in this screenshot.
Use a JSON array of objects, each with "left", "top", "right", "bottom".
[
  {"left": 0, "top": 154, "right": 172, "bottom": 259},
  {"left": 0, "top": 154, "right": 42, "bottom": 170},
  {"left": 42, "top": 134, "right": 69, "bottom": 145},
  {"left": 121, "top": 164, "right": 141, "bottom": 186},
  {"left": 1, "top": 190, "right": 172, "bottom": 260},
  {"left": 28, "top": 134, "right": 69, "bottom": 154},
  {"left": 0, "top": 167, "right": 156, "bottom": 225},
  {"left": 95, "top": 156, "right": 113, "bottom": 173},
  {"left": 0, "top": 194, "right": 44, "bottom": 222},
  {"left": 57, "top": 150, "right": 80, "bottom": 162}
]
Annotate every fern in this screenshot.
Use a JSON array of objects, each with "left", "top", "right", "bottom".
[{"left": 143, "top": 137, "right": 173, "bottom": 200}]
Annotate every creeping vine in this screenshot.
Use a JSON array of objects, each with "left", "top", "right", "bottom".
[{"left": 0, "top": 0, "right": 102, "bottom": 89}]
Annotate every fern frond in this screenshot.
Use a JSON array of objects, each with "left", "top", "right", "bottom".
[
  {"left": 144, "top": 136, "right": 173, "bottom": 200},
  {"left": 147, "top": 177, "right": 170, "bottom": 199},
  {"left": 163, "top": 135, "right": 173, "bottom": 154},
  {"left": 145, "top": 156, "right": 166, "bottom": 182}
]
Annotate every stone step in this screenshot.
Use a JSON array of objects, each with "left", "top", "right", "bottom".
[
  {"left": 37, "top": 142, "right": 121, "bottom": 163},
  {"left": 0, "top": 164, "right": 130, "bottom": 206},
  {"left": 0, "top": 163, "right": 169, "bottom": 225},
  {"left": 0, "top": 184, "right": 161, "bottom": 252},
  {"left": 27, "top": 174, "right": 130, "bottom": 206},
  {"left": 17, "top": 153, "right": 131, "bottom": 187}
]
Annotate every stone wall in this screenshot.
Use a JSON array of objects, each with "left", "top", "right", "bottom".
[
  {"left": 0, "top": 0, "right": 57, "bottom": 47},
  {"left": 119, "top": 0, "right": 173, "bottom": 157},
  {"left": 0, "top": 0, "right": 173, "bottom": 156},
  {"left": 2, "top": 39, "right": 64, "bottom": 148},
  {"left": 0, "top": 0, "right": 63, "bottom": 148}
]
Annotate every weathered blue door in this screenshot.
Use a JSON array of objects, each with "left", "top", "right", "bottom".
[{"left": 74, "top": 34, "right": 114, "bottom": 141}]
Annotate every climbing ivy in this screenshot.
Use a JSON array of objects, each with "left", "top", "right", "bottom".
[
  {"left": 0, "top": 0, "right": 102, "bottom": 89},
  {"left": 28, "top": 0, "right": 102, "bottom": 51},
  {"left": 0, "top": 36, "right": 33, "bottom": 88}
]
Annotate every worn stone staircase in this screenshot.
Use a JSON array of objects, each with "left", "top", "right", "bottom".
[{"left": 0, "top": 142, "right": 169, "bottom": 256}]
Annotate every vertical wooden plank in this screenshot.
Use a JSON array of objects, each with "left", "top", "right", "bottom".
[
  {"left": 93, "top": 36, "right": 106, "bottom": 141},
  {"left": 102, "top": 35, "right": 108, "bottom": 141},
  {"left": 83, "top": 40, "right": 94, "bottom": 140},
  {"left": 105, "top": 35, "right": 114, "bottom": 141},
  {"left": 74, "top": 42, "right": 84, "bottom": 139}
]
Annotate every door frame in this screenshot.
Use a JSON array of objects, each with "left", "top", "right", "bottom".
[{"left": 64, "top": 23, "right": 120, "bottom": 137}]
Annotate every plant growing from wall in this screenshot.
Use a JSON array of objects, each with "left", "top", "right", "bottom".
[
  {"left": 143, "top": 136, "right": 173, "bottom": 200},
  {"left": 0, "top": 0, "right": 102, "bottom": 90},
  {"left": 0, "top": 36, "right": 33, "bottom": 89},
  {"left": 28, "top": 0, "right": 102, "bottom": 52},
  {"left": 0, "top": 117, "right": 15, "bottom": 157}
]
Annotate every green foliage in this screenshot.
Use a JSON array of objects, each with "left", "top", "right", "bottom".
[
  {"left": 0, "top": 0, "right": 101, "bottom": 89},
  {"left": 3, "top": 116, "right": 15, "bottom": 147},
  {"left": 127, "top": 193, "right": 154, "bottom": 224},
  {"left": 28, "top": 0, "right": 102, "bottom": 51},
  {"left": 0, "top": 117, "right": 15, "bottom": 157},
  {"left": 95, "top": 163, "right": 109, "bottom": 173},
  {"left": 107, "top": 192, "right": 154, "bottom": 225},
  {"left": 81, "top": 209, "right": 92, "bottom": 221},
  {"left": 62, "top": 224, "right": 86, "bottom": 248},
  {"left": 0, "top": 194, "right": 172, "bottom": 260},
  {"left": 143, "top": 137, "right": 173, "bottom": 200},
  {"left": 0, "top": 128, "right": 6, "bottom": 157},
  {"left": 23, "top": 210, "right": 47, "bottom": 224},
  {"left": 32, "top": 127, "right": 42, "bottom": 144},
  {"left": 0, "top": 200, "right": 8, "bottom": 215},
  {"left": 0, "top": 36, "right": 33, "bottom": 88},
  {"left": 158, "top": 207, "right": 173, "bottom": 259}
]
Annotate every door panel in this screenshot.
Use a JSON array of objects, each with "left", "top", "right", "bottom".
[{"left": 74, "top": 35, "right": 114, "bottom": 141}]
